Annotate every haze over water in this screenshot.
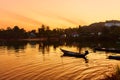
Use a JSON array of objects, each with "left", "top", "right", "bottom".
[{"left": 0, "top": 41, "right": 119, "bottom": 80}]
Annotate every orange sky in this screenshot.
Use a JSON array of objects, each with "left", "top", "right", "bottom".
[{"left": 0, "top": 0, "right": 120, "bottom": 31}]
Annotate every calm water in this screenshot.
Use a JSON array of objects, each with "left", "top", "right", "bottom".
[{"left": 0, "top": 41, "right": 120, "bottom": 80}]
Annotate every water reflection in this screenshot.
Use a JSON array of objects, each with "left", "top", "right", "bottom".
[
  {"left": 0, "top": 40, "right": 120, "bottom": 60},
  {"left": 0, "top": 41, "right": 120, "bottom": 55},
  {"left": 0, "top": 40, "right": 94, "bottom": 63},
  {"left": 0, "top": 41, "right": 120, "bottom": 80},
  {"left": 61, "top": 55, "right": 89, "bottom": 63},
  {"left": 0, "top": 41, "right": 27, "bottom": 53}
]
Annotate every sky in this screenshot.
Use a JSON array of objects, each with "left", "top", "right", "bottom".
[{"left": 0, "top": 0, "right": 120, "bottom": 31}]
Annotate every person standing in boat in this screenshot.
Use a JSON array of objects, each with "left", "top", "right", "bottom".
[{"left": 84, "top": 50, "right": 89, "bottom": 56}]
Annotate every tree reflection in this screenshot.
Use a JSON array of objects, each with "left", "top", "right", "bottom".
[{"left": 1, "top": 41, "right": 27, "bottom": 53}]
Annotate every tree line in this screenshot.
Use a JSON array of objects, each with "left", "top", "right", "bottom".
[
  {"left": 1, "top": 21, "right": 120, "bottom": 41},
  {"left": 0, "top": 25, "right": 64, "bottom": 40}
]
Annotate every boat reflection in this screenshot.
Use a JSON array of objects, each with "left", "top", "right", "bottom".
[
  {"left": 0, "top": 40, "right": 120, "bottom": 80},
  {"left": 61, "top": 55, "right": 89, "bottom": 63}
]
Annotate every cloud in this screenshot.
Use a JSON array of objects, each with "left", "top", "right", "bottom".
[
  {"left": 33, "top": 10, "right": 86, "bottom": 26},
  {"left": 55, "top": 15, "right": 83, "bottom": 25},
  {"left": 0, "top": 9, "right": 43, "bottom": 26}
]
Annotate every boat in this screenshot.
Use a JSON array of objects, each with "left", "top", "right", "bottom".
[
  {"left": 60, "top": 48, "right": 89, "bottom": 58},
  {"left": 108, "top": 56, "right": 120, "bottom": 60},
  {"left": 94, "top": 47, "right": 120, "bottom": 53}
]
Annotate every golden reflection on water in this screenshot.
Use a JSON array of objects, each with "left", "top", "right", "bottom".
[{"left": 0, "top": 42, "right": 119, "bottom": 80}]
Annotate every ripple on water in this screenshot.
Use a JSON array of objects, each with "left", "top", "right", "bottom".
[{"left": 0, "top": 56, "right": 118, "bottom": 80}]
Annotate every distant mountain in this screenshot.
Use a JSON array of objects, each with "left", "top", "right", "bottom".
[
  {"left": 82, "top": 20, "right": 120, "bottom": 32},
  {"left": 89, "top": 20, "right": 120, "bottom": 27}
]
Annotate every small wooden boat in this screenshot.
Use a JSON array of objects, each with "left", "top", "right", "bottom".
[
  {"left": 108, "top": 56, "right": 120, "bottom": 60},
  {"left": 94, "top": 47, "right": 120, "bottom": 53},
  {"left": 60, "top": 48, "right": 89, "bottom": 58}
]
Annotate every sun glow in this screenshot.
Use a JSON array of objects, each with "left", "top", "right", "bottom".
[{"left": 0, "top": 0, "right": 120, "bottom": 30}]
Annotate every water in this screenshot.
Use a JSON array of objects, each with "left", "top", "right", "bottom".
[{"left": 0, "top": 41, "right": 119, "bottom": 80}]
